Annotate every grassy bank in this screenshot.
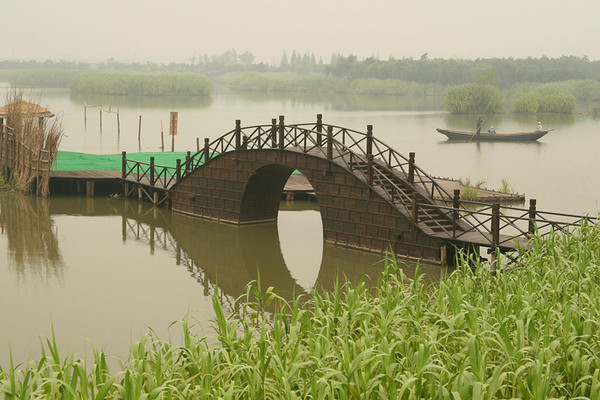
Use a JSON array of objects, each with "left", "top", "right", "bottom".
[
  {"left": 2, "top": 221, "right": 600, "bottom": 398},
  {"left": 219, "top": 72, "right": 445, "bottom": 96},
  {"left": 3, "top": 69, "right": 213, "bottom": 96},
  {"left": 71, "top": 71, "right": 212, "bottom": 96}
]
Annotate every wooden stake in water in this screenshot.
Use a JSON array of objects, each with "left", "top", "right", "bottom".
[
  {"left": 169, "top": 111, "right": 178, "bottom": 152},
  {"left": 161, "top": 120, "right": 164, "bottom": 152},
  {"left": 138, "top": 115, "right": 142, "bottom": 150},
  {"left": 83, "top": 102, "right": 87, "bottom": 129},
  {"left": 99, "top": 107, "right": 102, "bottom": 133},
  {"left": 117, "top": 108, "right": 121, "bottom": 137}
]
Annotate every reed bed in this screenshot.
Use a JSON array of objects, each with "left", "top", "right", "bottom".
[
  {"left": 1, "top": 222, "right": 600, "bottom": 399},
  {"left": 0, "top": 87, "right": 64, "bottom": 196}
]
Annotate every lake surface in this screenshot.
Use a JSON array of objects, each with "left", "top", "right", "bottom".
[{"left": 1, "top": 84, "right": 599, "bottom": 366}]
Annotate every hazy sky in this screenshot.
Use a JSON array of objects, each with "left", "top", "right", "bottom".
[{"left": 2, "top": 0, "right": 599, "bottom": 64}]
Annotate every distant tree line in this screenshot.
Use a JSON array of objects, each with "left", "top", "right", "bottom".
[
  {"left": 2, "top": 53, "right": 600, "bottom": 113},
  {"left": 326, "top": 54, "right": 600, "bottom": 89},
  {"left": 2, "top": 53, "right": 599, "bottom": 88}
]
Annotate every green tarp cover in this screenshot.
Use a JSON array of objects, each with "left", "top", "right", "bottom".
[
  {"left": 53, "top": 151, "right": 189, "bottom": 171},
  {"left": 53, "top": 150, "right": 301, "bottom": 174}
]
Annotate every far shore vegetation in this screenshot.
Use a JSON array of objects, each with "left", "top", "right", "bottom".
[
  {"left": 2, "top": 53, "right": 600, "bottom": 113},
  {"left": 2, "top": 222, "right": 600, "bottom": 398}
]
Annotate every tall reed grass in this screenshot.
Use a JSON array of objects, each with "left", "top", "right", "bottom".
[
  {"left": 2, "top": 222, "right": 600, "bottom": 398},
  {"left": 70, "top": 71, "right": 212, "bottom": 96},
  {"left": 0, "top": 87, "right": 64, "bottom": 196},
  {"left": 219, "top": 72, "right": 444, "bottom": 97}
]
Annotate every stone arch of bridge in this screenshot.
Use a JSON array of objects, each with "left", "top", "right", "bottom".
[
  {"left": 171, "top": 149, "right": 444, "bottom": 262},
  {"left": 239, "top": 164, "right": 302, "bottom": 223}
]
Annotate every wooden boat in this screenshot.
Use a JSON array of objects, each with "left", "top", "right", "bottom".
[{"left": 436, "top": 128, "right": 549, "bottom": 142}]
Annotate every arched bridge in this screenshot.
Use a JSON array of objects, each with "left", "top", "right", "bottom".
[{"left": 122, "top": 115, "right": 595, "bottom": 264}]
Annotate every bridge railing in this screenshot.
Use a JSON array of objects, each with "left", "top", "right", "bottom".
[
  {"left": 292, "top": 122, "right": 453, "bottom": 201},
  {"left": 417, "top": 199, "right": 597, "bottom": 248},
  {"left": 122, "top": 155, "right": 179, "bottom": 189}
]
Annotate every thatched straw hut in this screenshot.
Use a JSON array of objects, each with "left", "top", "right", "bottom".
[
  {"left": 0, "top": 100, "right": 55, "bottom": 127},
  {"left": 0, "top": 94, "right": 63, "bottom": 196}
]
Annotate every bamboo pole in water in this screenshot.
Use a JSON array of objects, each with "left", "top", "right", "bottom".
[
  {"left": 161, "top": 120, "right": 164, "bottom": 152},
  {"left": 138, "top": 115, "right": 142, "bottom": 151}
]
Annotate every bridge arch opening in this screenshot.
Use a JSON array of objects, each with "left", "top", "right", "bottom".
[
  {"left": 239, "top": 164, "right": 315, "bottom": 222},
  {"left": 240, "top": 164, "right": 324, "bottom": 290}
]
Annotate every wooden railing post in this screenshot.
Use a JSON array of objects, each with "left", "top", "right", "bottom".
[
  {"left": 366, "top": 125, "right": 373, "bottom": 156},
  {"left": 367, "top": 154, "right": 374, "bottom": 186},
  {"left": 491, "top": 203, "right": 501, "bottom": 274},
  {"left": 316, "top": 113, "right": 323, "bottom": 147},
  {"left": 149, "top": 157, "right": 155, "bottom": 185},
  {"left": 235, "top": 120, "right": 241, "bottom": 150},
  {"left": 121, "top": 151, "right": 127, "bottom": 178},
  {"left": 278, "top": 115, "right": 285, "bottom": 150},
  {"left": 150, "top": 157, "right": 154, "bottom": 185},
  {"left": 412, "top": 192, "right": 419, "bottom": 224},
  {"left": 203, "top": 138, "right": 210, "bottom": 164},
  {"left": 453, "top": 189, "right": 460, "bottom": 236},
  {"left": 528, "top": 199, "right": 537, "bottom": 234},
  {"left": 491, "top": 203, "right": 500, "bottom": 248},
  {"left": 271, "top": 118, "right": 277, "bottom": 148},
  {"left": 176, "top": 159, "right": 181, "bottom": 181},
  {"left": 326, "top": 125, "right": 333, "bottom": 160},
  {"left": 186, "top": 151, "right": 191, "bottom": 172},
  {"left": 408, "top": 152, "right": 415, "bottom": 183}
]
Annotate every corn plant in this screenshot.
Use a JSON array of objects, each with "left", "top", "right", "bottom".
[{"left": 2, "top": 221, "right": 600, "bottom": 398}]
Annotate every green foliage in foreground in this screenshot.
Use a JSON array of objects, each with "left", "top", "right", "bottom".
[
  {"left": 70, "top": 71, "right": 212, "bottom": 96},
  {"left": 445, "top": 83, "right": 503, "bottom": 114},
  {"left": 2, "top": 223, "right": 600, "bottom": 398}
]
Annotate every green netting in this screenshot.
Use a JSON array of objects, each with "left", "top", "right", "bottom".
[
  {"left": 53, "top": 150, "right": 301, "bottom": 174},
  {"left": 53, "top": 151, "right": 189, "bottom": 171}
]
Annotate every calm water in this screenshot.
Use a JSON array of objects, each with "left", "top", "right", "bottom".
[{"left": 1, "top": 84, "right": 599, "bottom": 366}]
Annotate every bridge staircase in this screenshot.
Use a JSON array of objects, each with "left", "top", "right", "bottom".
[{"left": 348, "top": 158, "right": 463, "bottom": 236}]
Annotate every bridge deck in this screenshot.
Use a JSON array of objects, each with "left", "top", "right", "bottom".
[
  {"left": 433, "top": 230, "right": 529, "bottom": 251},
  {"left": 50, "top": 169, "right": 122, "bottom": 180}
]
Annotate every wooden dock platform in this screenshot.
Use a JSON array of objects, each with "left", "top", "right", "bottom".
[
  {"left": 48, "top": 170, "right": 523, "bottom": 203},
  {"left": 50, "top": 170, "right": 122, "bottom": 197}
]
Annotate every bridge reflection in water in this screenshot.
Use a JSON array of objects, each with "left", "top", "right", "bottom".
[
  {"left": 1, "top": 194, "right": 447, "bottom": 307},
  {"left": 119, "top": 198, "right": 447, "bottom": 303}
]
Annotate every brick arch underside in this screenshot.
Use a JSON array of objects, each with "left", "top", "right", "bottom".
[{"left": 170, "top": 150, "right": 444, "bottom": 262}]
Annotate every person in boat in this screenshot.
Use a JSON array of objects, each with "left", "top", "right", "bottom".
[
  {"left": 536, "top": 121, "right": 543, "bottom": 131},
  {"left": 476, "top": 116, "right": 483, "bottom": 135},
  {"left": 488, "top": 125, "right": 496, "bottom": 133}
]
